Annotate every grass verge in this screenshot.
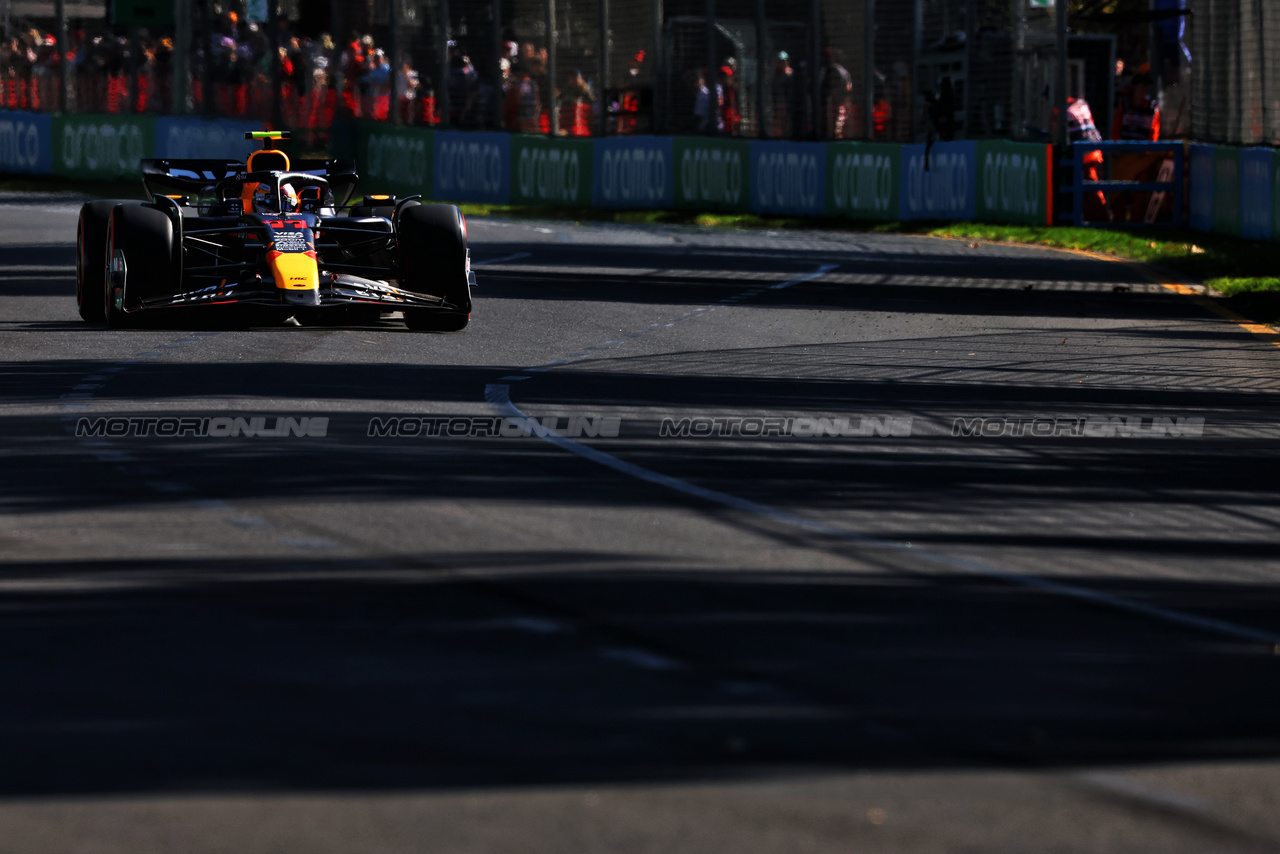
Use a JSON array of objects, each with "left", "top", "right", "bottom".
[{"left": 920, "top": 222, "right": 1280, "bottom": 324}]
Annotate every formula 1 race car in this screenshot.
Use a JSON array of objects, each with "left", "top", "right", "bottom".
[{"left": 75, "top": 130, "right": 474, "bottom": 331}]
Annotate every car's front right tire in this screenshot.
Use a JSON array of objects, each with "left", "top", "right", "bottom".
[{"left": 398, "top": 204, "right": 471, "bottom": 332}]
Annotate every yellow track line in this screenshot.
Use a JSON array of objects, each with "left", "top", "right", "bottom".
[
  {"left": 1121, "top": 262, "right": 1280, "bottom": 348},
  {"left": 941, "top": 236, "right": 1280, "bottom": 349}
]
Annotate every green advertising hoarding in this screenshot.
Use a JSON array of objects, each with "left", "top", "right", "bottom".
[
  {"left": 826, "top": 142, "right": 899, "bottom": 220},
  {"left": 673, "top": 137, "right": 750, "bottom": 212},
  {"left": 53, "top": 114, "right": 156, "bottom": 181},
  {"left": 976, "top": 140, "right": 1052, "bottom": 226},
  {"left": 511, "top": 135, "right": 593, "bottom": 206},
  {"left": 358, "top": 123, "right": 433, "bottom": 199},
  {"left": 1212, "top": 146, "right": 1241, "bottom": 236}
]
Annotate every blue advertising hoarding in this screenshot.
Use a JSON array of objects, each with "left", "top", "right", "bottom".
[
  {"left": 1239, "top": 148, "right": 1273, "bottom": 241},
  {"left": 750, "top": 141, "right": 826, "bottom": 216},
  {"left": 433, "top": 131, "right": 510, "bottom": 204},
  {"left": 1188, "top": 144, "right": 1215, "bottom": 233},
  {"left": 899, "top": 141, "right": 976, "bottom": 221},
  {"left": 593, "top": 136, "right": 674, "bottom": 209},
  {"left": 156, "top": 117, "right": 265, "bottom": 160},
  {"left": 0, "top": 111, "right": 53, "bottom": 175},
  {"left": 360, "top": 124, "right": 433, "bottom": 198}
]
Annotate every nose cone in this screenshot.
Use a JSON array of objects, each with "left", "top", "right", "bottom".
[{"left": 268, "top": 248, "right": 320, "bottom": 292}]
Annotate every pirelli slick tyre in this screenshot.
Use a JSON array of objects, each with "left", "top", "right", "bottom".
[
  {"left": 398, "top": 204, "right": 471, "bottom": 332},
  {"left": 77, "top": 199, "right": 141, "bottom": 322},
  {"left": 103, "top": 204, "right": 178, "bottom": 329}
]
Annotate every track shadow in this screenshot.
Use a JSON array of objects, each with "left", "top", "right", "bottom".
[{"left": 2, "top": 554, "right": 1279, "bottom": 797}]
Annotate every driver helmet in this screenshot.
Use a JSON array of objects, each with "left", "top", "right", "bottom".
[{"left": 280, "top": 182, "right": 299, "bottom": 213}]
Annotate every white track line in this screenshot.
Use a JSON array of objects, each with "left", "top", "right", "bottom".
[{"left": 481, "top": 391, "right": 1280, "bottom": 648}]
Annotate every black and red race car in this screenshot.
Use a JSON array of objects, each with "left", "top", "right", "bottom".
[{"left": 75, "top": 131, "right": 474, "bottom": 331}]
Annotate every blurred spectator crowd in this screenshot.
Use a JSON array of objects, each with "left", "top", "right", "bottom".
[
  {"left": 0, "top": 9, "right": 626, "bottom": 143},
  {"left": 2, "top": 7, "right": 902, "bottom": 143}
]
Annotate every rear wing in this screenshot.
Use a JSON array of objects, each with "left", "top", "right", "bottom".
[{"left": 140, "top": 158, "right": 360, "bottom": 207}]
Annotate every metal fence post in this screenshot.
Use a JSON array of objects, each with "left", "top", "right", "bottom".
[
  {"left": 494, "top": 0, "right": 505, "bottom": 130},
  {"left": 547, "top": 0, "right": 558, "bottom": 134},
  {"left": 1011, "top": 0, "right": 1023, "bottom": 140},
  {"left": 911, "top": 0, "right": 922, "bottom": 140},
  {"left": 388, "top": 0, "right": 399, "bottom": 124},
  {"left": 810, "top": 0, "right": 820, "bottom": 139},
  {"left": 173, "top": 0, "right": 189, "bottom": 115},
  {"left": 201, "top": 1, "right": 214, "bottom": 115},
  {"left": 439, "top": 0, "right": 451, "bottom": 128},
  {"left": 54, "top": 0, "right": 67, "bottom": 111},
  {"left": 1055, "top": 0, "right": 1067, "bottom": 147},
  {"left": 756, "top": 0, "right": 767, "bottom": 137},
  {"left": 706, "top": 0, "right": 716, "bottom": 134},
  {"left": 863, "top": 0, "right": 874, "bottom": 139},
  {"left": 269, "top": 2, "right": 282, "bottom": 126},
  {"left": 1256, "top": 0, "right": 1268, "bottom": 144},
  {"left": 653, "top": 0, "right": 665, "bottom": 134},
  {"left": 599, "top": 0, "right": 610, "bottom": 136}
]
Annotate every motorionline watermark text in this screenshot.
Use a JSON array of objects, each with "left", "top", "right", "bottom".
[
  {"left": 951, "top": 416, "right": 1205, "bottom": 438},
  {"left": 658, "top": 416, "right": 914, "bottom": 438},
  {"left": 76, "top": 416, "right": 329, "bottom": 438},
  {"left": 368, "top": 415, "right": 621, "bottom": 438}
]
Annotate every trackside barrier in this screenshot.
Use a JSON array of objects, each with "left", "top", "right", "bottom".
[
  {"left": 360, "top": 123, "right": 433, "bottom": 199},
  {"left": 53, "top": 114, "right": 156, "bottom": 181},
  {"left": 0, "top": 111, "right": 52, "bottom": 175},
  {"left": 433, "top": 131, "right": 510, "bottom": 204},
  {"left": 1070, "top": 141, "right": 1184, "bottom": 228},
  {"left": 900, "top": 141, "right": 976, "bottom": 222},
  {"left": 7, "top": 113, "right": 1271, "bottom": 245},
  {"left": 673, "top": 137, "right": 750, "bottom": 212},
  {"left": 0, "top": 112, "right": 267, "bottom": 179},
  {"left": 976, "top": 140, "right": 1053, "bottom": 226},
  {"left": 750, "top": 141, "right": 826, "bottom": 216},
  {"left": 1188, "top": 144, "right": 1215, "bottom": 232},
  {"left": 512, "top": 135, "right": 592, "bottom": 206},
  {"left": 155, "top": 117, "right": 265, "bottom": 160},
  {"left": 1239, "top": 149, "right": 1273, "bottom": 241},
  {"left": 1184, "top": 142, "right": 1280, "bottom": 242},
  {"left": 1273, "top": 150, "right": 1280, "bottom": 244},
  {"left": 592, "top": 137, "right": 673, "bottom": 209},
  {"left": 1212, "top": 146, "right": 1240, "bottom": 236},
  {"left": 1183, "top": 142, "right": 1280, "bottom": 241},
  {"left": 825, "top": 141, "right": 899, "bottom": 221}
]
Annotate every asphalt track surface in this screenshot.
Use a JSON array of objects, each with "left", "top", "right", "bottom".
[{"left": 2, "top": 192, "right": 1280, "bottom": 853}]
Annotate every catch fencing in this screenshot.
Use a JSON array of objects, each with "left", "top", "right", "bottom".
[
  {"left": 1189, "top": 0, "right": 1280, "bottom": 145},
  {"left": 0, "top": 0, "right": 1115, "bottom": 147}
]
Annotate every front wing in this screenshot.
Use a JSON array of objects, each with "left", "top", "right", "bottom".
[{"left": 136, "top": 273, "right": 463, "bottom": 313}]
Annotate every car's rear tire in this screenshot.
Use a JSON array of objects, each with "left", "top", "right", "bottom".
[
  {"left": 398, "top": 204, "right": 471, "bottom": 332},
  {"left": 104, "top": 204, "right": 178, "bottom": 328},
  {"left": 77, "top": 199, "right": 139, "bottom": 322}
]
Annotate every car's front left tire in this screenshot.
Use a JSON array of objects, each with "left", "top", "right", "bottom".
[
  {"left": 77, "top": 199, "right": 140, "bottom": 322},
  {"left": 103, "top": 203, "right": 178, "bottom": 328}
]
